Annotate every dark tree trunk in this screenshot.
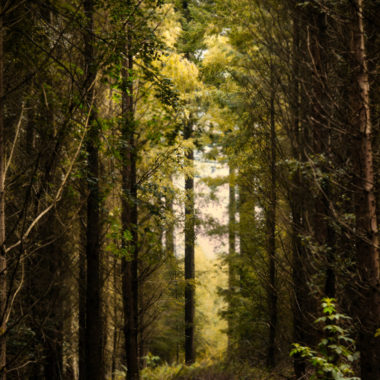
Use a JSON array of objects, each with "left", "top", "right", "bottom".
[
  {"left": 0, "top": 7, "right": 6, "bottom": 379},
  {"left": 291, "top": 5, "right": 317, "bottom": 376},
  {"left": 43, "top": 304, "right": 63, "bottom": 380},
  {"left": 79, "top": 199, "right": 87, "bottom": 380},
  {"left": 111, "top": 254, "right": 120, "bottom": 380},
  {"left": 307, "top": 1, "right": 336, "bottom": 299},
  {"left": 291, "top": 8, "right": 306, "bottom": 378},
  {"left": 83, "top": 1, "right": 103, "bottom": 379},
  {"left": 121, "top": 19, "right": 139, "bottom": 380},
  {"left": 184, "top": 121, "right": 195, "bottom": 365},
  {"left": 266, "top": 82, "right": 277, "bottom": 369},
  {"left": 165, "top": 182, "right": 175, "bottom": 259},
  {"left": 42, "top": 222, "right": 64, "bottom": 380},
  {"left": 350, "top": 1, "right": 380, "bottom": 378},
  {"left": 227, "top": 165, "right": 236, "bottom": 356},
  {"left": 178, "top": 0, "right": 196, "bottom": 365}
]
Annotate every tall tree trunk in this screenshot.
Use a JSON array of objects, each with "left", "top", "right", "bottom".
[
  {"left": 121, "top": 19, "right": 139, "bottom": 380},
  {"left": 42, "top": 229, "right": 64, "bottom": 380},
  {"left": 165, "top": 182, "right": 175, "bottom": 259},
  {"left": 184, "top": 121, "right": 195, "bottom": 365},
  {"left": 111, "top": 253, "right": 120, "bottom": 380},
  {"left": 179, "top": 0, "right": 195, "bottom": 365},
  {"left": 308, "top": 1, "right": 336, "bottom": 298},
  {"left": 79, "top": 198, "right": 87, "bottom": 380},
  {"left": 291, "top": 5, "right": 317, "bottom": 376},
  {"left": 165, "top": 182, "right": 179, "bottom": 362},
  {"left": 291, "top": 8, "right": 305, "bottom": 378},
  {"left": 0, "top": 6, "right": 6, "bottom": 379},
  {"left": 266, "top": 82, "right": 277, "bottom": 369},
  {"left": 350, "top": 1, "right": 380, "bottom": 378},
  {"left": 227, "top": 165, "right": 236, "bottom": 356},
  {"left": 83, "top": 1, "right": 103, "bottom": 379}
]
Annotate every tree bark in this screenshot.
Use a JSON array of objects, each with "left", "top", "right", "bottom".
[
  {"left": 266, "top": 82, "right": 277, "bottom": 369},
  {"left": 184, "top": 121, "right": 195, "bottom": 365},
  {"left": 180, "top": 0, "right": 196, "bottom": 364},
  {"left": 291, "top": 8, "right": 306, "bottom": 378},
  {"left": 79, "top": 197, "right": 87, "bottom": 380},
  {"left": 83, "top": 1, "right": 103, "bottom": 379},
  {"left": 121, "top": 17, "right": 139, "bottom": 379},
  {"left": 111, "top": 254, "right": 120, "bottom": 380},
  {"left": 291, "top": 5, "right": 317, "bottom": 376},
  {"left": 227, "top": 165, "right": 236, "bottom": 356},
  {"left": 0, "top": 6, "right": 6, "bottom": 379},
  {"left": 165, "top": 181, "right": 175, "bottom": 259},
  {"left": 307, "top": 1, "right": 336, "bottom": 299},
  {"left": 350, "top": 1, "right": 380, "bottom": 378}
]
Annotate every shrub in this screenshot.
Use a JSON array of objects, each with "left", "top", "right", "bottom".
[{"left": 290, "top": 298, "right": 360, "bottom": 380}]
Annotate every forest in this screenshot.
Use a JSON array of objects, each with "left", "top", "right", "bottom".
[{"left": 0, "top": 0, "right": 379, "bottom": 379}]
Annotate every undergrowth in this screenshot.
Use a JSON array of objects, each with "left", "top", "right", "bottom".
[
  {"left": 140, "top": 356, "right": 234, "bottom": 380},
  {"left": 138, "top": 355, "right": 292, "bottom": 380}
]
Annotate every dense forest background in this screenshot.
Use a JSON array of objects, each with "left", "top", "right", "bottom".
[{"left": 0, "top": 0, "right": 379, "bottom": 379}]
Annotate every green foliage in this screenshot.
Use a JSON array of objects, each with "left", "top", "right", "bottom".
[{"left": 290, "top": 298, "right": 359, "bottom": 380}]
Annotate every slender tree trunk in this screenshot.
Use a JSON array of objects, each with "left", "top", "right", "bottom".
[
  {"left": 323, "top": 182, "right": 335, "bottom": 298},
  {"left": 308, "top": 2, "right": 336, "bottom": 299},
  {"left": 291, "top": 6, "right": 317, "bottom": 376},
  {"left": 184, "top": 121, "right": 195, "bottom": 365},
  {"left": 111, "top": 254, "right": 119, "bottom": 380},
  {"left": 227, "top": 165, "right": 236, "bottom": 356},
  {"left": 121, "top": 20, "right": 139, "bottom": 379},
  {"left": 0, "top": 7, "right": 6, "bottom": 379},
  {"left": 350, "top": 1, "right": 380, "bottom": 378},
  {"left": 35, "top": 219, "right": 64, "bottom": 380},
  {"left": 266, "top": 83, "right": 277, "bottom": 369},
  {"left": 179, "top": 0, "right": 196, "bottom": 365},
  {"left": 79, "top": 199, "right": 87, "bottom": 380},
  {"left": 165, "top": 182, "right": 180, "bottom": 363},
  {"left": 165, "top": 182, "right": 175, "bottom": 259},
  {"left": 83, "top": 1, "right": 103, "bottom": 379},
  {"left": 291, "top": 9, "right": 305, "bottom": 378}
]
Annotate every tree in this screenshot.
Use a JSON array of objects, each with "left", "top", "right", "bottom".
[
  {"left": 349, "top": 1, "right": 380, "bottom": 378},
  {"left": 0, "top": 3, "right": 6, "bottom": 377},
  {"left": 119, "top": 1, "right": 139, "bottom": 377},
  {"left": 82, "top": 2, "right": 104, "bottom": 380}
]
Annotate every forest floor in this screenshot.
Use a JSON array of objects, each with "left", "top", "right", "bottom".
[
  {"left": 140, "top": 360, "right": 293, "bottom": 380},
  {"left": 136, "top": 249, "right": 294, "bottom": 380}
]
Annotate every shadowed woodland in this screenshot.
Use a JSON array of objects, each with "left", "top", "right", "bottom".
[{"left": 0, "top": 0, "right": 379, "bottom": 379}]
